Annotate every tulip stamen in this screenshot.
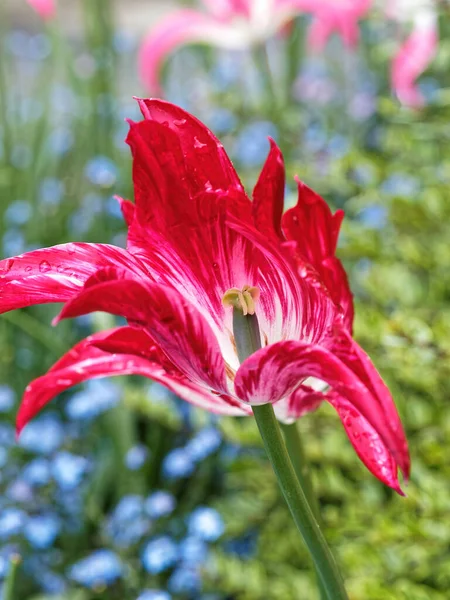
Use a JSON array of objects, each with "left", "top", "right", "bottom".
[
  {"left": 222, "top": 285, "right": 260, "bottom": 316},
  {"left": 222, "top": 286, "right": 262, "bottom": 364}
]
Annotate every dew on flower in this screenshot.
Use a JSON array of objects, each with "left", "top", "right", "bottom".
[
  {"left": 68, "top": 549, "right": 122, "bottom": 588},
  {"left": 187, "top": 507, "right": 224, "bottom": 542},
  {"left": 145, "top": 490, "right": 176, "bottom": 519},
  {"left": 51, "top": 451, "right": 89, "bottom": 490},
  {"left": 162, "top": 448, "right": 195, "bottom": 480},
  {"left": 24, "top": 514, "right": 60, "bottom": 549},
  {"left": 141, "top": 536, "right": 178, "bottom": 574}
]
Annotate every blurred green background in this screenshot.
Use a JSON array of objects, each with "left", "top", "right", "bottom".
[{"left": 0, "top": 1, "right": 449, "bottom": 599}]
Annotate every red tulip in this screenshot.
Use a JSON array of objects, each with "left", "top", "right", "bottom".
[{"left": 0, "top": 99, "right": 409, "bottom": 491}]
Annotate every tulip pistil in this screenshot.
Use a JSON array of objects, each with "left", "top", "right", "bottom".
[
  {"left": 222, "top": 285, "right": 260, "bottom": 316},
  {"left": 223, "top": 286, "right": 262, "bottom": 364}
]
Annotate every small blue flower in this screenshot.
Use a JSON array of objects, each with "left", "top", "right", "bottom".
[
  {"left": 85, "top": 156, "right": 118, "bottom": 187},
  {"left": 65, "top": 379, "right": 119, "bottom": 421},
  {"left": 24, "top": 514, "right": 60, "bottom": 549},
  {"left": 38, "top": 177, "right": 65, "bottom": 206},
  {"left": 106, "top": 495, "right": 149, "bottom": 548},
  {"left": 69, "top": 549, "right": 122, "bottom": 588},
  {"left": 19, "top": 415, "right": 64, "bottom": 454},
  {"left": 47, "top": 128, "right": 74, "bottom": 156},
  {"left": 168, "top": 566, "right": 202, "bottom": 595},
  {"left": 0, "top": 508, "right": 26, "bottom": 539},
  {"left": 358, "top": 205, "right": 388, "bottom": 230},
  {"left": 234, "top": 122, "right": 279, "bottom": 167},
  {"left": 3, "top": 229, "right": 26, "bottom": 257},
  {"left": 162, "top": 448, "right": 194, "bottom": 480},
  {"left": 0, "top": 385, "right": 15, "bottom": 412},
  {"left": 28, "top": 33, "right": 52, "bottom": 61},
  {"left": 179, "top": 536, "right": 208, "bottom": 565},
  {"left": 381, "top": 173, "right": 420, "bottom": 198},
  {"left": 141, "top": 536, "right": 178, "bottom": 574},
  {"left": 186, "top": 427, "right": 222, "bottom": 462},
  {"left": 51, "top": 451, "right": 89, "bottom": 490},
  {"left": 22, "top": 458, "right": 51, "bottom": 486},
  {"left": 137, "top": 591, "right": 171, "bottom": 600},
  {"left": 4, "top": 201, "right": 32, "bottom": 227},
  {"left": 11, "top": 144, "right": 32, "bottom": 169},
  {"left": 188, "top": 507, "right": 224, "bottom": 542},
  {"left": 125, "top": 445, "right": 149, "bottom": 470},
  {"left": 145, "top": 490, "right": 176, "bottom": 519}
]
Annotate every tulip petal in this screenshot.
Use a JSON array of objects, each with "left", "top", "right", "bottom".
[
  {"left": 234, "top": 339, "right": 409, "bottom": 480},
  {"left": 138, "top": 9, "right": 250, "bottom": 94},
  {"left": 0, "top": 243, "right": 147, "bottom": 314},
  {"left": 26, "top": 0, "right": 55, "bottom": 20},
  {"left": 282, "top": 179, "right": 354, "bottom": 331},
  {"left": 252, "top": 138, "right": 285, "bottom": 241},
  {"left": 55, "top": 270, "right": 228, "bottom": 394},
  {"left": 17, "top": 328, "right": 246, "bottom": 434},
  {"left": 284, "top": 384, "right": 403, "bottom": 492},
  {"left": 391, "top": 23, "right": 438, "bottom": 107},
  {"left": 136, "top": 98, "right": 246, "bottom": 198},
  {"left": 326, "top": 328, "right": 410, "bottom": 479}
]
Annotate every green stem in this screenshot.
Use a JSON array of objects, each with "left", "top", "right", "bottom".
[
  {"left": 231, "top": 305, "right": 347, "bottom": 600},
  {"left": 281, "top": 422, "right": 327, "bottom": 600},
  {"left": 4, "top": 554, "right": 20, "bottom": 600},
  {"left": 280, "top": 422, "right": 320, "bottom": 520},
  {"left": 253, "top": 404, "right": 347, "bottom": 600}
]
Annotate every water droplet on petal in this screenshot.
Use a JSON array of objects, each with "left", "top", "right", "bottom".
[
  {"left": 173, "top": 119, "right": 187, "bottom": 127},
  {"left": 193, "top": 137, "right": 207, "bottom": 150},
  {"left": 39, "top": 260, "right": 51, "bottom": 273},
  {"left": 25, "top": 266, "right": 33, "bottom": 273}
]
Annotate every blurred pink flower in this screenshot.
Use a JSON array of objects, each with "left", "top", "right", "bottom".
[
  {"left": 26, "top": 0, "right": 56, "bottom": 20},
  {"left": 139, "top": 0, "right": 376, "bottom": 93},
  {"left": 389, "top": 0, "right": 438, "bottom": 107}
]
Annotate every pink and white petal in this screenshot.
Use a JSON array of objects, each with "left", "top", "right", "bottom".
[
  {"left": 90, "top": 326, "right": 250, "bottom": 415},
  {"left": 391, "top": 24, "right": 438, "bottom": 107},
  {"left": 252, "top": 138, "right": 285, "bottom": 241},
  {"left": 55, "top": 272, "right": 228, "bottom": 393},
  {"left": 282, "top": 179, "right": 353, "bottom": 331},
  {"left": 17, "top": 331, "right": 246, "bottom": 434},
  {"left": 200, "top": 0, "right": 251, "bottom": 20},
  {"left": 136, "top": 98, "right": 246, "bottom": 199},
  {"left": 227, "top": 215, "right": 338, "bottom": 346},
  {"left": 273, "top": 384, "right": 324, "bottom": 423},
  {"left": 325, "top": 328, "right": 410, "bottom": 479},
  {"left": 234, "top": 339, "right": 408, "bottom": 479},
  {"left": 27, "top": 0, "right": 56, "bottom": 20},
  {"left": 138, "top": 10, "right": 255, "bottom": 94},
  {"left": 279, "top": 382, "right": 403, "bottom": 492},
  {"left": 114, "top": 195, "right": 135, "bottom": 227},
  {"left": 327, "top": 391, "right": 403, "bottom": 493},
  {"left": 0, "top": 243, "right": 147, "bottom": 314}
]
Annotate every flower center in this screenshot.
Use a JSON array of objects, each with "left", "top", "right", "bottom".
[
  {"left": 222, "top": 286, "right": 262, "bottom": 364},
  {"left": 222, "top": 285, "right": 260, "bottom": 316}
]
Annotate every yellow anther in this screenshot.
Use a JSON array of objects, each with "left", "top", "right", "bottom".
[{"left": 222, "top": 285, "right": 260, "bottom": 316}]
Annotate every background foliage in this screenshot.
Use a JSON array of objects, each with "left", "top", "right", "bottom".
[{"left": 0, "top": 1, "right": 449, "bottom": 599}]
